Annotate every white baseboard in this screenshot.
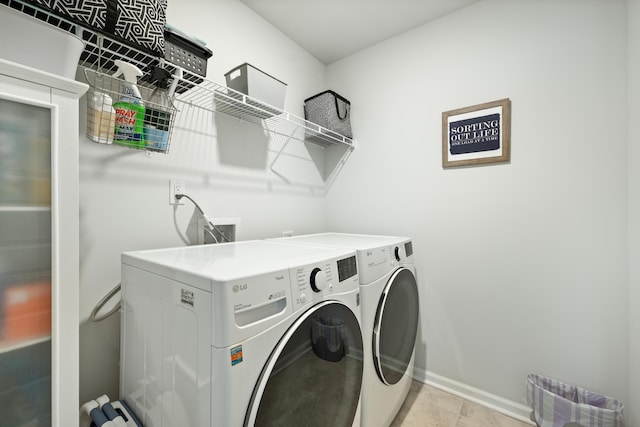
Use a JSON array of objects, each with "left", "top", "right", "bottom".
[{"left": 413, "top": 368, "right": 535, "bottom": 425}]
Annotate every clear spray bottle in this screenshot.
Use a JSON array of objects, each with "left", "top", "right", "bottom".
[{"left": 144, "top": 66, "right": 175, "bottom": 151}]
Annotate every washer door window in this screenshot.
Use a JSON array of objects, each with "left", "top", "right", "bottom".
[
  {"left": 245, "top": 300, "right": 363, "bottom": 427},
  {"left": 373, "top": 267, "right": 419, "bottom": 385}
]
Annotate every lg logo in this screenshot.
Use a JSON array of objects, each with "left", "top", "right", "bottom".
[{"left": 233, "top": 283, "right": 248, "bottom": 293}]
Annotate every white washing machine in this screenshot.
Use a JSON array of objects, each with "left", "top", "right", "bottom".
[
  {"left": 119, "top": 240, "right": 363, "bottom": 427},
  {"left": 270, "top": 233, "right": 419, "bottom": 427}
]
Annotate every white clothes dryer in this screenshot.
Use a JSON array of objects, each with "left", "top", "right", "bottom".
[
  {"left": 119, "top": 240, "right": 363, "bottom": 427},
  {"left": 270, "top": 233, "right": 419, "bottom": 427}
]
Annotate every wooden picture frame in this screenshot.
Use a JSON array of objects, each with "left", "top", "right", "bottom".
[{"left": 442, "top": 98, "right": 511, "bottom": 168}]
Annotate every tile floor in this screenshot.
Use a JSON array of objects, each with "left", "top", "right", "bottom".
[{"left": 391, "top": 380, "right": 533, "bottom": 427}]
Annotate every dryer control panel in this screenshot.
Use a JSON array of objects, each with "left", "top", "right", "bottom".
[
  {"left": 358, "top": 239, "right": 414, "bottom": 284},
  {"left": 290, "top": 255, "right": 358, "bottom": 310}
]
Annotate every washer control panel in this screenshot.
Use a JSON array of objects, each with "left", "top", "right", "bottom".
[{"left": 290, "top": 255, "right": 358, "bottom": 309}]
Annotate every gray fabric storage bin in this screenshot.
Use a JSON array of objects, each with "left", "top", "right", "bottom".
[
  {"left": 304, "top": 90, "right": 352, "bottom": 138},
  {"left": 225, "top": 63, "right": 287, "bottom": 109},
  {"left": 526, "top": 374, "right": 624, "bottom": 427}
]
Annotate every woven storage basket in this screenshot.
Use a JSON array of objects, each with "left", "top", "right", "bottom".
[{"left": 304, "top": 90, "right": 352, "bottom": 138}]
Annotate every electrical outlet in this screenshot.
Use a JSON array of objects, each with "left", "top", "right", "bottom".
[{"left": 170, "top": 179, "right": 185, "bottom": 205}]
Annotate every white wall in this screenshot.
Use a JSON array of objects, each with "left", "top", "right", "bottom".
[
  {"left": 628, "top": 1, "right": 639, "bottom": 426},
  {"left": 78, "top": 0, "right": 331, "bottom": 403},
  {"left": 325, "top": 0, "right": 629, "bottom": 418}
]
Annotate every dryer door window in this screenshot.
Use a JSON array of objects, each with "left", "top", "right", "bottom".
[
  {"left": 245, "top": 300, "right": 363, "bottom": 427},
  {"left": 373, "top": 267, "right": 419, "bottom": 385}
]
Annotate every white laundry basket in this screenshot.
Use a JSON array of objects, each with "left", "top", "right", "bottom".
[{"left": 526, "top": 374, "right": 624, "bottom": 427}]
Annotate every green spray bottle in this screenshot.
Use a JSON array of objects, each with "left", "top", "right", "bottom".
[{"left": 112, "top": 60, "right": 146, "bottom": 149}]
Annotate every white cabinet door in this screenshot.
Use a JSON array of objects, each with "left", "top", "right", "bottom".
[{"left": 0, "top": 59, "right": 87, "bottom": 427}]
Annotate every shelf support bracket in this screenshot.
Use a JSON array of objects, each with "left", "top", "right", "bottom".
[{"left": 268, "top": 125, "right": 299, "bottom": 175}]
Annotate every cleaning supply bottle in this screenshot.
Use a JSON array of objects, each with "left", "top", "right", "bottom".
[
  {"left": 87, "top": 91, "right": 115, "bottom": 144},
  {"left": 144, "top": 66, "right": 174, "bottom": 151},
  {"left": 112, "top": 60, "right": 145, "bottom": 149}
]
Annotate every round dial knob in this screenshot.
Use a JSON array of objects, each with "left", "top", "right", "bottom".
[
  {"left": 310, "top": 268, "right": 327, "bottom": 292},
  {"left": 394, "top": 246, "right": 403, "bottom": 262}
]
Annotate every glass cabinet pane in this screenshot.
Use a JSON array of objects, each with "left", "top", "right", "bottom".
[
  {"left": 0, "top": 98, "right": 51, "bottom": 206},
  {"left": 0, "top": 96, "right": 52, "bottom": 426}
]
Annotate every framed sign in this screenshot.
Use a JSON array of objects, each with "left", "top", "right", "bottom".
[{"left": 442, "top": 98, "right": 511, "bottom": 168}]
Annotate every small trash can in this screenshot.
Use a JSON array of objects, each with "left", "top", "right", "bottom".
[
  {"left": 311, "top": 316, "right": 345, "bottom": 362},
  {"left": 526, "top": 373, "right": 624, "bottom": 427}
]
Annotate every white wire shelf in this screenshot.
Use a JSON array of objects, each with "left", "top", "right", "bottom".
[
  {"left": 173, "top": 78, "right": 354, "bottom": 148},
  {"left": 1, "top": 0, "right": 355, "bottom": 150}
]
